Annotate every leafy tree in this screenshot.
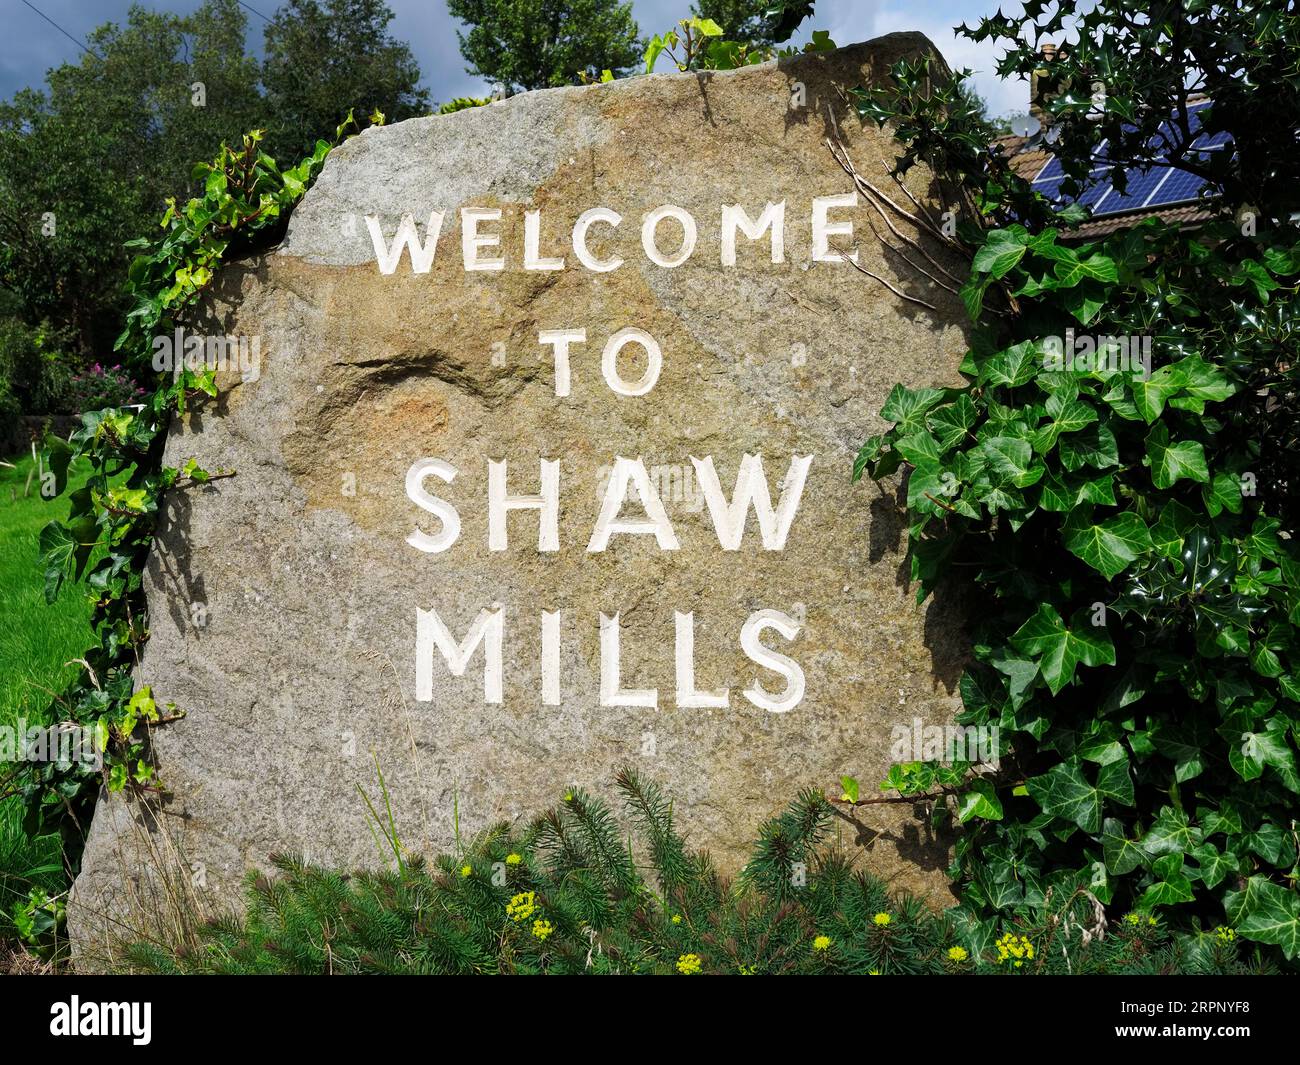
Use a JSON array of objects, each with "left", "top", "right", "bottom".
[
  {"left": 0, "top": 0, "right": 429, "bottom": 374},
  {"left": 850, "top": 0, "right": 1300, "bottom": 959},
  {"left": 447, "top": 0, "right": 642, "bottom": 92},
  {"left": 0, "top": 0, "right": 263, "bottom": 356},
  {"left": 261, "top": 0, "right": 429, "bottom": 162},
  {"left": 690, "top": 0, "right": 815, "bottom": 48},
  {"left": 967, "top": 0, "right": 1300, "bottom": 217},
  {"left": 690, "top": 1, "right": 779, "bottom": 47}
]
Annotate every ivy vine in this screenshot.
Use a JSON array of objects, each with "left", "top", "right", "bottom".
[
  {"left": 7, "top": 121, "right": 348, "bottom": 843},
  {"left": 845, "top": 21, "right": 1300, "bottom": 962}
]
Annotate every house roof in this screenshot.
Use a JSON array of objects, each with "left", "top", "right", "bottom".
[{"left": 993, "top": 98, "right": 1225, "bottom": 239}]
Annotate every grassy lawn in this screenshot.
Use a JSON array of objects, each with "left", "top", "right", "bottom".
[{"left": 0, "top": 450, "right": 98, "bottom": 924}]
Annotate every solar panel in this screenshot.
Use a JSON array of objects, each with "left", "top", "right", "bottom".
[
  {"left": 1027, "top": 101, "right": 1230, "bottom": 222},
  {"left": 1076, "top": 180, "right": 1112, "bottom": 208},
  {"left": 1146, "top": 167, "right": 1211, "bottom": 208},
  {"left": 1031, "top": 155, "right": 1065, "bottom": 186},
  {"left": 1091, "top": 166, "right": 1174, "bottom": 215}
]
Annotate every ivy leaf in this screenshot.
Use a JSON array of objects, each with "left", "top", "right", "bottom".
[
  {"left": 957, "top": 777, "right": 1004, "bottom": 823},
  {"left": 1189, "top": 843, "right": 1237, "bottom": 889},
  {"left": 1011, "top": 604, "right": 1115, "bottom": 694},
  {"left": 1202, "top": 471, "right": 1244, "bottom": 517},
  {"left": 1225, "top": 877, "right": 1300, "bottom": 959},
  {"left": 928, "top": 394, "right": 979, "bottom": 452},
  {"left": 1062, "top": 508, "right": 1152, "bottom": 578},
  {"left": 1060, "top": 283, "right": 1106, "bottom": 324},
  {"left": 982, "top": 340, "right": 1041, "bottom": 387},
  {"left": 1102, "top": 817, "right": 1147, "bottom": 874},
  {"left": 852, "top": 435, "right": 885, "bottom": 482},
  {"left": 972, "top": 229, "right": 1027, "bottom": 279},
  {"left": 981, "top": 435, "right": 1044, "bottom": 488},
  {"left": 1141, "top": 806, "right": 1199, "bottom": 857},
  {"left": 1058, "top": 424, "right": 1119, "bottom": 471},
  {"left": 1145, "top": 422, "right": 1209, "bottom": 489},
  {"left": 1149, "top": 720, "right": 1210, "bottom": 783},
  {"left": 1053, "top": 252, "right": 1118, "bottom": 287},
  {"left": 1034, "top": 392, "right": 1097, "bottom": 453},
  {"left": 1130, "top": 365, "right": 1184, "bottom": 424},
  {"left": 1026, "top": 758, "right": 1102, "bottom": 833},
  {"left": 1096, "top": 757, "right": 1134, "bottom": 806},
  {"left": 895, "top": 431, "right": 943, "bottom": 468},
  {"left": 960, "top": 272, "right": 993, "bottom": 320},
  {"left": 1174, "top": 356, "right": 1236, "bottom": 407},
  {"left": 1227, "top": 723, "right": 1293, "bottom": 782},
  {"left": 1138, "top": 854, "right": 1195, "bottom": 908},
  {"left": 880, "top": 384, "right": 946, "bottom": 433}
]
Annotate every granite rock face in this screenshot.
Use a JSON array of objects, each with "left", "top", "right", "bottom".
[{"left": 70, "top": 33, "right": 971, "bottom": 958}]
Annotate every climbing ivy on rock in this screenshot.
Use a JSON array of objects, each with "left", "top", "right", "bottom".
[
  {"left": 12, "top": 124, "right": 344, "bottom": 840},
  {"left": 849, "top": 2, "right": 1300, "bottom": 961}
]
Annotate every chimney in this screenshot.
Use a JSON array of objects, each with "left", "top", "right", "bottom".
[{"left": 1030, "top": 42, "right": 1059, "bottom": 131}]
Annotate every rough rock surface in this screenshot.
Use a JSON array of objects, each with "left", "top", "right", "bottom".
[{"left": 70, "top": 33, "right": 971, "bottom": 959}]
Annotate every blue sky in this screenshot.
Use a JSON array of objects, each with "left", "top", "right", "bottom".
[{"left": 4, "top": 0, "right": 1030, "bottom": 116}]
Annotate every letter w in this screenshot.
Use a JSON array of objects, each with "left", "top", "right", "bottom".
[
  {"left": 692, "top": 454, "right": 812, "bottom": 550},
  {"left": 367, "top": 211, "right": 445, "bottom": 274}
]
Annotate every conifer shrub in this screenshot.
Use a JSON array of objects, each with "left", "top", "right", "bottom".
[{"left": 121, "top": 771, "right": 1271, "bottom": 975}]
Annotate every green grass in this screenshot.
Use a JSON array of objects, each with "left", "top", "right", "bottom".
[{"left": 0, "top": 450, "right": 98, "bottom": 923}]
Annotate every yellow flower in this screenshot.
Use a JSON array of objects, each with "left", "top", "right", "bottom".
[
  {"left": 676, "top": 953, "right": 702, "bottom": 975},
  {"left": 505, "top": 853, "right": 522, "bottom": 866},
  {"left": 737, "top": 964, "right": 757, "bottom": 975},
  {"left": 1123, "top": 912, "right": 1141, "bottom": 926},
  {"left": 1214, "top": 925, "right": 1236, "bottom": 944},
  {"left": 532, "top": 918, "right": 554, "bottom": 941},
  {"left": 812, "top": 935, "right": 832, "bottom": 951},
  {"left": 671, "top": 914, "right": 682, "bottom": 924},
  {"left": 506, "top": 890, "right": 537, "bottom": 922},
  {"left": 947, "top": 946, "right": 968, "bottom": 962},
  {"left": 873, "top": 912, "right": 891, "bottom": 926},
  {"left": 460, "top": 864, "right": 472, "bottom": 877},
  {"left": 869, "top": 969, "right": 880, "bottom": 975},
  {"left": 995, "top": 932, "right": 1034, "bottom": 966}
]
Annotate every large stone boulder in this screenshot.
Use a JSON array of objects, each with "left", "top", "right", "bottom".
[{"left": 70, "top": 32, "right": 970, "bottom": 959}]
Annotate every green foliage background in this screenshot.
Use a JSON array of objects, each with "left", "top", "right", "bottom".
[
  {"left": 5, "top": 0, "right": 1299, "bottom": 973},
  {"left": 854, "top": 0, "right": 1300, "bottom": 960},
  {"left": 124, "top": 772, "right": 1265, "bottom": 974}
]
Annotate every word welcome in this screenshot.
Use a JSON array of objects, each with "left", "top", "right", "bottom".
[{"left": 367, "top": 195, "right": 864, "bottom": 274}]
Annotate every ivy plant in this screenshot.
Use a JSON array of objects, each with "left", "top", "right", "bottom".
[
  {"left": 848, "top": 1, "right": 1300, "bottom": 961},
  {"left": 5, "top": 122, "right": 348, "bottom": 843},
  {"left": 643, "top": 4, "right": 830, "bottom": 73}
]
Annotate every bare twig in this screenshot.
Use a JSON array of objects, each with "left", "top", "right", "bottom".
[
  {"left": 828, "top": 136, "right": 967, "bottom": 255},
  {"left": 862, "top": 216, "right": 962, "bottom": 296},
  {"left": 842, "top": 254, "right": 938, "bottom": 311},
  {"left": 881, "top": 156, "right": 944, "bottom": 232}
]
